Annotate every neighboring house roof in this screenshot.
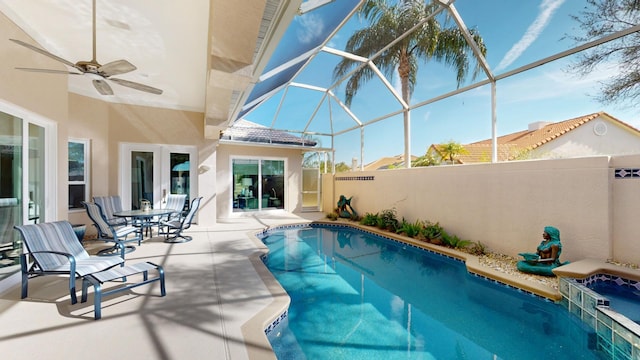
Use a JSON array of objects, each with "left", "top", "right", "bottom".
[
  {"left": 220, "top": 119, "right": 317, "bottom": 147},
  {"left": 363, "top": 154, "right": 418, "bottom": 171},
  {"left": 434, "top": 112, "right": 640, "bottom": 163},
  {"left": 428, "top": 143, "right": 519, "bottom": 163}
]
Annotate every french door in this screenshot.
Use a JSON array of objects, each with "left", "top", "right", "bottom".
[{"left": 120, "top": 143, "right": 196, "bottom": 211}]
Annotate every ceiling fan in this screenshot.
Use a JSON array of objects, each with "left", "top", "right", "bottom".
[{"left": 9, "top": 0, "right": 162, "bottom": 96}]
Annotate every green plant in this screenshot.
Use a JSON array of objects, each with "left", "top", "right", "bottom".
[
  {"left": 376, "top": 208, "right": 399, "bottom": 232},
  {"left": 326, "top": 212, "right": 338, "bottom": 221},
  {"left": 467, "top": 241, "right": 487, "bottom": 255},
  {"left": 397, "top": 218, "right": 423, "bottom": 238},
  {"left": 441, "top": 231, "right": 472, "bottom": 249},
  {"left": 422, "top": 221, "right": 443, "bottom": 242},
  {"left": 360, "top": 212, "right": 379, "bottom": 226}
]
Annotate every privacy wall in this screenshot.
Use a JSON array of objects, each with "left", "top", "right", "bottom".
[{"left": 324, "top": 156, "right": 640, "bottom": 265}]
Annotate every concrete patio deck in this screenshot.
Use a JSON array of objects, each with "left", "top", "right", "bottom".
[{"left": 0, "top": 212, "right": 324, "bottom": 360}]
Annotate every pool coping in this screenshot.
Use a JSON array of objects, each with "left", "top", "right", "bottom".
[
  {"left": 241, "top": 230, "right": 290, "bottom": 360},
  {"left": 553, "top": 258, "right": 640, "bottom": 282},
  {"left": 241, "top": 219, "right": 565, "bottom": 357}
]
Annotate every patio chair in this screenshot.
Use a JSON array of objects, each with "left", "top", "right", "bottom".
[
  {"left": 159, "top": 196, "right": 202, "bottom": 243},
  {"left": 93, "top": 196, "right": 128, "bottom": 226},
  {"left": 14, "top": 221, "right": 166, "bottom": 320},
  {"left": 14, "top": 221, "right": 124, "bottom": 304},
  {"left": 83, "top": 202, "right": 142, "bottom": 258},
  {"left": 165, "top": 194, "right": 188, "bottom": 218},
  {"left": 156, "top": 194, "right": 187, "bottom": 234}
]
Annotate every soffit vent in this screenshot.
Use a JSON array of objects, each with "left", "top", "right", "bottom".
[{"left": 594, "top": 121, "right": 608, "bottom": 136}]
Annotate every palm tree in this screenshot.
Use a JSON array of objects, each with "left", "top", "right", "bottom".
[
  {"left": 437, "top": 140, "right": 468, "bottom": 164},
  {"left": 412, "top": 148, "right": 440, "bottom": 167},
  {"left": 333, "top": 0, "right": 486, "bottom": 167}
]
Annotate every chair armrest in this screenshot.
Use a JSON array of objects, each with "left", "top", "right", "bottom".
[{"left": 23, "top": 250, "right": 78, "bottom": 275}]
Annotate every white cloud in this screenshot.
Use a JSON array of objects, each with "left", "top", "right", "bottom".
[
  {"left": 296, "top": 14, "right": 324, "bottom": 44},
  {"left": 495, "top": 0, "right": 566, "bottom": 72}
]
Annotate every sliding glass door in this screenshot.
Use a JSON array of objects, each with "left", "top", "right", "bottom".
[
  {"left": 0, "top": 112, "right": 23, "bottom": 275},
  {"left": 232, "top": 157, "right": 285, "bottom": 212},
  {"left": 0, "top": 107, "right": 53, "bottom": 282}
]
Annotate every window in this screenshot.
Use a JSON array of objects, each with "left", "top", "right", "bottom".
[{"left": 68, "top": 139, "right": 89, "bottom": 210}]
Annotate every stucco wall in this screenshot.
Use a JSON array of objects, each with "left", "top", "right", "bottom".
[
  {"left": 327, "top": 157, "right": 617, "bottom": 263},
  {"left": 216, "top": 144, "right": 303, "bottom": 218},
  {"left": 0, "top": 12, "right": 68, "bottom": 122},
  {"left": 610, "top": 155, "right": 640, "bottom": 264},
  {"left": 67, "top": 94, "right": 218, "bottom": 228}
]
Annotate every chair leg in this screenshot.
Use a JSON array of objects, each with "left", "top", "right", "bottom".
[
  {"left": 159, "top": 266, "right": 166, "bottom": 296},
  {"left": 20, "top": 255, "right": 28, "bottom": 299},
  {"left": 164, "top": 232, "right": 192, "bottom": 243},
  {"left": 69, "top": 276, "right": 78, "bottom": 304},
  {"left": 81, "top": 276, "right": 103, "bottom": 320}
]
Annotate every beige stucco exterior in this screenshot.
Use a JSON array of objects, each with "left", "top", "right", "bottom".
[{"left": 324, "top": 155, "right": 640, "bottom": 265}]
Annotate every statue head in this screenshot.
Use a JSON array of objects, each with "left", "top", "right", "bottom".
[{"left": 543, "top": 226, "right": 560, "bottom": 242}]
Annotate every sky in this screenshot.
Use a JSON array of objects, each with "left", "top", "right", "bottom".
[{"left": 244, "top": 0, "right": 640, "bottom": 165}]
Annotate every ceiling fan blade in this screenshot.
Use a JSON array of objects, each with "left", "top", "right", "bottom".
[
  {"left": 109, "top": 78, "right": 163, "bottom": 95},
  {"left": 99, "top": 60, "right": 137, "bottom": 77},
  {"left": 93, "top": 79, "right": 114, "bottom": 95},
  {"left": 15, "top": 67, "right": 83, "bottom": 75},
  {"left": 10, "top": 39, "right": 80, "bottom": 70}
]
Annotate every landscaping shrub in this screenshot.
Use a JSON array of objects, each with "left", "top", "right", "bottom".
[
  {"left": 397, "top": 218, "right": 423, "bottom": 238},
  {"left": 376, "top": 208, "right": 399, "bottom": 232},
  {"left": 360, "top": 212, "right": 379, "bottom": 226}
]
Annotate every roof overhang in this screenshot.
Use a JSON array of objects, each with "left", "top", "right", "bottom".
[{"left": 204, "top": 0, "right": 302, "bottom": 139}]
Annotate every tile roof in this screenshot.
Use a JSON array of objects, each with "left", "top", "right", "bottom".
[
  {"left": 363, "top": 154, "right": 418, "bottom": 171},
  {"left": 430, "top": 143, "right": 519, "bottom": 163},
  {"left": 220, "top": 119, "right": 317, "bottom": 147},
  {"left": 455, "top": 112, "right": 640, "bottom": 163}
]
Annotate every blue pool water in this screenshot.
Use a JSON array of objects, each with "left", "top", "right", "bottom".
[
  {"left": 589, "top": 281, "right": 640, "bottom": 324},
  {"left": 261, "top": 225, "right": 599, "bottom": 359}
]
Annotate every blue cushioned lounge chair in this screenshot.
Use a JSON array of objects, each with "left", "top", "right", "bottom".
[
  {"left": 14, "top": 221, "right": 124, "bottom": 304},
  {"left": 15, "top": 221, "right": 166, "bottom": 319}
]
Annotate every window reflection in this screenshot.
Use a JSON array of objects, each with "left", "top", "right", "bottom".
[{"left": 232, "top": 158, "right": 285, "bottom": 212}]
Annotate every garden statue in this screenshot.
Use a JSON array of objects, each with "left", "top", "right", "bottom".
[
  {"left": 517, "top": 226, "right": 569, "bottom": 276},
  {"left": 337, "top": 195, "right": 357, "bottom": 219}
]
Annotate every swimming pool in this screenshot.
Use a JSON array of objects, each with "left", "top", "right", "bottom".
[{"left": 260, "top": 224, "right": 599, "bottom": 359}]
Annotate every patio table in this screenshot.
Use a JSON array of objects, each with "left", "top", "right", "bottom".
[{"left": 114, "top": 209, "right": 174, "bottom": 239}]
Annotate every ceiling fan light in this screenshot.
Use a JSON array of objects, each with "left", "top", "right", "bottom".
[{"left": 83, "top": 72, "right": 104, "bottom": 81}]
